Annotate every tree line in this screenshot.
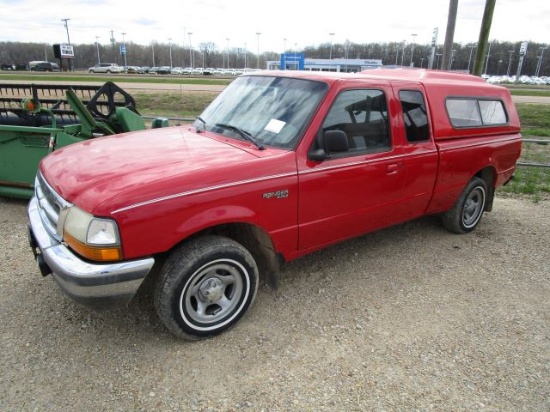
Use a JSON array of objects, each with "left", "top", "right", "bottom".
[{"left": 1, "top": 40, "right": 548, "bottom": 76}]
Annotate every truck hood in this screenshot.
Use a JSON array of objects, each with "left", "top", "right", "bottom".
[{"left": 40, "top": 126, "right": 277, "bottom": 214}]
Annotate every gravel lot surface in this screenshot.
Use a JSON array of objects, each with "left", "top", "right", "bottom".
[{"left": 1, "top": 194, "right": 549, "bottom": 412}]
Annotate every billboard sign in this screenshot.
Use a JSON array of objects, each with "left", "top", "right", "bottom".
[{"left": 60, "top": 44, "right": 74, "bottom": 59}]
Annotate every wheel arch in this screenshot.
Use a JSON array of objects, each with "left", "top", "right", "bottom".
[
  {"left": 141, "top": 222, "right": 283, "bottom": 297},
  {"left": 475, "top": 166, "right": 496, "bottom": 212}
]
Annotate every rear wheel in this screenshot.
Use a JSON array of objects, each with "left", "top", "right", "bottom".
[
  {"left": 154, "top": 235, "right": 259, "bottom": 340},
  {"left": 442, "top": 177, "right": 488, "bottom": 234}
]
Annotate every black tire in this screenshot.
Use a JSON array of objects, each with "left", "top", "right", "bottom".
[
  {"left": 442, "top": 177, "right": 488, "bottom": 234},
  {"left": 154, "top": 235, "right": 259, "bottom": 340}
]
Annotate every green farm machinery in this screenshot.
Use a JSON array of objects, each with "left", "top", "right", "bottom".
[{"left": 0, "top": 82, "right": 167, "bottom": 199}]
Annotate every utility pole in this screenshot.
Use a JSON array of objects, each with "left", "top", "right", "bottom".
[
  {"left": 61, "top": 18, "right": 72, "bottom": 71},
  {"left": 441, "top": 0, "right": 458, "bottom": 71},
  {"left": 473, "top": 0, "right": 496, "bottom": 76}
]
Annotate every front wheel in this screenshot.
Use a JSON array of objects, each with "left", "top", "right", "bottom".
[
  {"left": 442, "top": 177, "right": 488, "bottom": 234},
  {"left": 154, "top": 236, "right": 259, "bottom": 340}
]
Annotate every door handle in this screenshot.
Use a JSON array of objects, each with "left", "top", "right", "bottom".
[{"left": 387, "top": 163, "right": 400, "bottom": 175}]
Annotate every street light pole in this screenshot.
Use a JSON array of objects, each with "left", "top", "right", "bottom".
[
  {"left": 95, "top": 36, "right": 101, "bottom": 64},
  {"left": 329, "top": 32, "right": 335, "bottom": 59},
  {"left": 110, "top": 30, "right": 117, "bottom": 64},
  {"left": 410, "top": 33, "right": 417, "bottom": 67},
  {"left": 256, "top": 32, "right": 261, "bottom": 69},
  {"left": 226, "top": 38, "right": 230, "bottom": 69},
  {"left": 484, "top": 40, "right": 493, "bottom": 75},
  {"left": 188, "top": 32, "right": 193, "bottom": 68},
  {"left": 395, "top": 43, "right": 399, "bottom": 65},
  {"left": 121, "top": 32, "right": 127, "bottom": 72},
  {"left": 506, "top": 50, "right": 514, "bottom": 76},
  {"left": 450, "top": 49, "right": 456, "bottom": 69},
  {"left": 535, "top": 46, "right": 547, "bottom": 77},
  {"left": 168, "top": 37, "right": 173, "bottom": 69},
  {"left": 467, "top": 44, "right": 476, "bottom": 73}
]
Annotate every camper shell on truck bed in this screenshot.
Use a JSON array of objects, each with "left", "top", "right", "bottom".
[{"left": 27, "top": 68, "right": 522, "bottom": 340}]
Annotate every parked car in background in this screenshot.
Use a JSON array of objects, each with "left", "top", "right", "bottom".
[
  {"left": 156, "top": 66, "right": 171, "bottom": 74},
  {"left": 88, "top": 63, "right": 124, "bottom": 74},
  {"left": 170, "top": 67, "right": 184, "bottom": 75},
  {"left": 126, "top": 66, "right": 141, "bottom": 74},
  {"left": 29, "top": 61, "right": 60, "bottom": 72}
]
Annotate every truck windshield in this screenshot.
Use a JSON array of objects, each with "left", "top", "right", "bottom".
[{"left": 194, "top": 75, "right": 328, "bottom": 149}]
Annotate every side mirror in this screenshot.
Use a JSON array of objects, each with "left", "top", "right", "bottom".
[{"left": 308, "top": 129, "right": 349, "bottom": 161}]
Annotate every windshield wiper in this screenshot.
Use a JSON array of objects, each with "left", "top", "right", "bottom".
[
  {"left": 215, "top": 123, "right": 265, "bottom": 150},
  {"left": 195, "top": 116, "right": 207, "bottom": 133}
]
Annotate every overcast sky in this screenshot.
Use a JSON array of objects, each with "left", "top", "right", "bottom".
[{"left": 1, "top": 0, "right": 549, "bottom": 53}]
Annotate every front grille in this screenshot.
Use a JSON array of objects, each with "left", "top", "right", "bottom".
[{"left": 35, "top": 172, "right": 72, "bottom": 241}]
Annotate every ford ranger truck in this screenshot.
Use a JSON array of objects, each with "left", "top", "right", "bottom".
[{"left": 27, "top": 69, "right": 522, "bottom": 340}]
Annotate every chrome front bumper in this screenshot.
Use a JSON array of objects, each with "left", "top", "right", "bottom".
[{"left": 27, "top": 196, "right": 155, "bottom": 309}]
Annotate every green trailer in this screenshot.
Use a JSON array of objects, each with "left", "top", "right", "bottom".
[{"left": 0, "top": 82, "right": 167, "bottom": 199}]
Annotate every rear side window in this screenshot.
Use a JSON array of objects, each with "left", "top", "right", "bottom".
[
  {"left": 446, "top": 98, "right": 508, "bottom": 127},
  {"left": 399, "top": 90, "right": 430, "bottom": 142}
]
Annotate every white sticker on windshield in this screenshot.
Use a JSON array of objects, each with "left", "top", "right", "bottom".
[{"left": 264, "top": 119, "right": 286, "bottom": 134}]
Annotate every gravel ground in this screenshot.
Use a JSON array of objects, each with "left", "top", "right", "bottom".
[{"left": 1, "top": 194, "right": 549, "bottom": 412}]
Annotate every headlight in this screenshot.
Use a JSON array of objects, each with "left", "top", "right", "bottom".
[{"left": 63, "top": 206, "right": 122, "bottom": 261}]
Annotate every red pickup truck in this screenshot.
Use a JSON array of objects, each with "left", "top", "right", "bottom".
[{"left": 28, "top": 69, "right": 522, "bottom": 340}]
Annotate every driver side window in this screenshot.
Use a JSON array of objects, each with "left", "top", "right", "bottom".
[{"left": 322, "top": 89, "right": 391, "bottom": 156}]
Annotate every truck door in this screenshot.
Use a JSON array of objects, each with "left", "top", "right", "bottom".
[
  {"left": 297, "top": 87, "right": 408, "bottom": 251},
  {"left": 391, "top": 85, "right": 439, "bottom": 218}
]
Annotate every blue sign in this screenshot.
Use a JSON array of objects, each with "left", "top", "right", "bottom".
[
  {"left": 280, "top": 53, "right": 305, "bottom": 70},
  {"left": 120, "top": 45, "right": 127, "bottom": 55}
]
